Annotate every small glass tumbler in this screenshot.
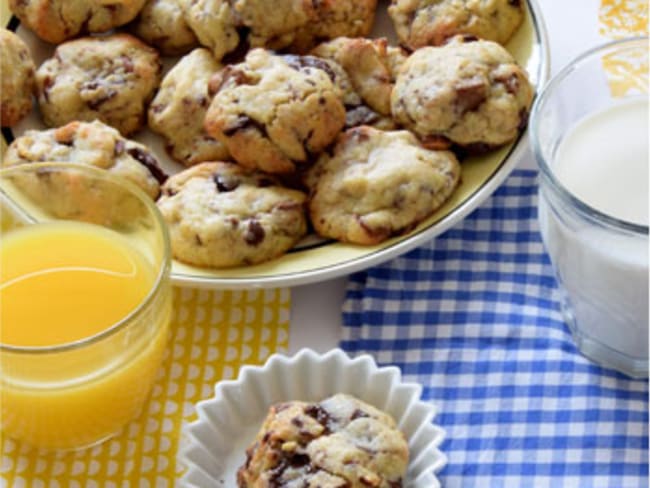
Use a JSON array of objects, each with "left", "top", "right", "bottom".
[
  {"left": 530, "top": 37, "right": 649, "bottom": 378},
  {"left": 0, "top": 162, "right": 172, "bottom": 450}
]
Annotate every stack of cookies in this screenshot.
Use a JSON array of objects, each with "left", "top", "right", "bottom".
[{"left": 2, "top": 0, "right": 534, "bottom": 270}]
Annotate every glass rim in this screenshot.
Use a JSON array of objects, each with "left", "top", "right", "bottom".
[
  {"left": 530, "top": 35, "right": 649, "bottom": 236},
  {"left": 0, "top": 162, "right": 172, "bottom": 355}
]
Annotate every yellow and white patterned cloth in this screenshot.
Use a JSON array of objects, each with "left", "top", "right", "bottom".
[{"left": 1, "top": 288, "right": 289, "bottom": 486}]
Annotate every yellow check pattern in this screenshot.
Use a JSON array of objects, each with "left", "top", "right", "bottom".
[{"left": 0, "top": 287, "right": 290, "bottom": 485}]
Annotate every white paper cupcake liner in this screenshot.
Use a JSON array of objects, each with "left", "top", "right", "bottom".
[{"left": 179, "top": 348, "right": 447, "bottom": 487}]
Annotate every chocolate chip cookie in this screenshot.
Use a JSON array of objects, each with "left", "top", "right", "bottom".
[
  {"left": 238, "top": 394, "right": 409, "bottom": 488},
  {"left": 157, "top": 162, "right": 308, "bottom": 268},
  {"left": 35, "top": 34, "right": 161, "bottom": 136},
  {"left": 391, "top": 36, "right": 534, "bottom": 149},
  {"left": 0, "top": 28, "right": 35, "bottom": 127},
  {"left": 289, "top": 0, "right": 378, "bottom": 53},
  {"left": 148, "top": 48, "right": 230, "bottom": 167},
  {"left": 9, "top": 0, "right": 147, "bottom": 44},
  {"left": 388, "top": 0, "right": 525, "bottom": 49},
  {"left": 183, "top": 0, "right": 317, "bottom": 61},
  {"left": 3, "top": 120, "right": 166, "bottom": 199},
  {"left": 130, "top": 0, "right": 199, "bottom": 56},
  {"left": 204, "top": 48, "right": 346, "bottom": 174},
  {"left": 306, "top": 126, "right": 461, "bottom": 245}
]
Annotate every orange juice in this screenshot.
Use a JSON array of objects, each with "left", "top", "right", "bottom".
[{"left": 0, "top": 221, "right": 171, "bottom": 450}]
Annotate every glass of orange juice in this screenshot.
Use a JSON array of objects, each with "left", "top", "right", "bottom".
[{"left": 0, "top": 162, "right": 172, "bottom": 451}]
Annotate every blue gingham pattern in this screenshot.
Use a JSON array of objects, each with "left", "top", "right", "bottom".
[{"left": 341, "top": 170, "right": 649, "bottom": 488}]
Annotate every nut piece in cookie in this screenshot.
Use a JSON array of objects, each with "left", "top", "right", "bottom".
[
  {"left": 130, "top": 0, "right": 199, "bottom": 56},
  {"left": 148, "top": 48, "right": 230, "bottom": 167},
  {"left": 238, "top": 393, "right": 409, "bottom": 487},
  {"left": 312, "top": 37, "right": 408, "bottom": 116},
  {"left": 157, "top": 162, "right": 308, "bottom": 268},
  {"left": 182, "top": 0, "right": 317, "bottom": 61},
  {"left": 289, "top": 0, "right": 379, "bottom": 53},
  {"left": 0, "top": 28, "right": 35, "bottom": 127},
  {"left": 9, "top": 0, "right": 147, "bottom": 44},
  {"left": 3, "top": 120, "right": 167, "bottom": 200},
  {"left": 35, "top": 34, "right": 162, "bottom": 136},
  {"left": 306, "top": 126, "right": 461, "bottom": 245},
  {"left": 204, "top": 49, "right": 346, "bottom": 174},
  {"left": 388, "top": 0, "right": 525, "bottom": 49},
  {"left": 391, "top": 36, "right": 534, "bottom": 149}
]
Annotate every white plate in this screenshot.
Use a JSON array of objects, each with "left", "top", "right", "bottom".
[
  {"left": 1, "top": 0, "right": 550, "bottom": 289},
  {"left": 179, "top": 348, "right": 447, "bottom": 487}
]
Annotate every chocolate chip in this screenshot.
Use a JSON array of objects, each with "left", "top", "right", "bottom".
[
  {"left": 127, "top": 147, "right": 168, "bottom": 184},
  {"left": 358, "top": 216, "right": 390, "bottom": 241},
  {"left": 268, "top": 459, "right": 288, "bottom": 483},
  {"left": 291, "top": 417, "right": 304, "bottom": 428},
  {"left": 222, "top": 115, "right": 250, "bottom": 136},
  {"left": 508, "top": 0, "right": 521, "bottom": 6},
  {"left": 243, "top": 220, "right": 265, "bottom": 246},
  {"left": 350, "top": 409, "right": 369, "bottom": 421},
  {"left": 460, "top": 34, "right": 479, "bottom": 43},
  {"left": 345, "top": 105, "right": 381, "bottom": 128},
  {"left": 223, "top": 115, "right": 269, "bottom": 138},
  {"left": 213, "top": 174, "right": 240, "bottom": 192},
  {"left": 289, "top": 454, "right": 310, "bottom": 468},
  {"left": 267, "top": 454, "right": 314, "bottom": 485},
  {"left": 304, "top": 404, "right": 332, "bottom": 433},
  {"left": 283, "top": 55, "right": 337, "bottom": 83},
  {"left": 454, "top": 77, "right": 488, "bottom": 114},
  {"left": 210, "top": 66, "right": 255, "bottom": 95},
  {"left": 86, "top": 89, "right": 118, "bottom": 110}
]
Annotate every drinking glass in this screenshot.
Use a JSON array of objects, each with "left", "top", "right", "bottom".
[
  {"left": 530, "top": 37, "right": 649, "bottom": 378},
  {"left": 0, "top": 162, "right": 172, "bottom": 450}
]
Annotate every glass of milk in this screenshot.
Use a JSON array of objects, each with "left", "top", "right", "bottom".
[{"left": 530, "top": 37, "right": 649, "bottom": 378}]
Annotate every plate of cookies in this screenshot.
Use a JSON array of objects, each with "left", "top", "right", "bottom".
[{"left": 1, "top": 0, "right": 550, "bottom": 289}]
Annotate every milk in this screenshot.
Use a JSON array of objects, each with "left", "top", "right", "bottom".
[
  {"left": 553, "top": 100, "right": 648, "bottom": 226},
  {"left": 538, "top": 98, "right": 649, "bottom": 372}
]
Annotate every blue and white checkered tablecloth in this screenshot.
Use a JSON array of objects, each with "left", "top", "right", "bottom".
[{"left": 341, "top": 170, "right": 649, "bottom": 488}]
